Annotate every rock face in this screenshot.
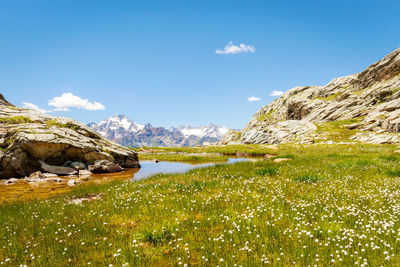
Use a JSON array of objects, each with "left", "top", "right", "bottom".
[
  {"left": 222, "top": 48, "right": 400, "bottom": 145},
  {"left": 0, "top": 98, "right": 140, "bottom": 178},
  {"left": 88, "top": 114, "right": 230, "bottom": 147}
]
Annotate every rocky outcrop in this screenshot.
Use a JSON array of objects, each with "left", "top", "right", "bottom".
[
  {"left": 223, "top": 48, "right": 400, "bottom": 145},
  {"left": 241, "top": 120, "right": 316, "bottom": 144},
  {"left": 0, "top": 97, "right": 140, "bottom": 178}
]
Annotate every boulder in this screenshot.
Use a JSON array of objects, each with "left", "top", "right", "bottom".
[
  {"left": 64, "top": 161, "right": 86, "bottom": 170},
  {"left": 0, "top": 96, "right": 140, "bottom": 178},
  {"left": 88, "top": 160, "right": 123, "bottom": 173},
  {"left": 39, "top": 161, "right": 77, "bottom": 176}
]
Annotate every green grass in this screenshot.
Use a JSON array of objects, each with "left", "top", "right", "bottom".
[
  {"left": 0, "top": 116, "right": 33, "bottom": 124},
  {"left": 256, "top": 109, "right": 275, "bottom": 122},
  {"left": 1, "top": 144, "right": 400, "bottom": 265},
  {"left": 314, "top": 91, "right": 343, "bottom": 101},
  {"left": 45, "top": 119, "right": 79, "bottom": 130},
  {"left": 134, "top": 144, "right": 280, "bottom": 156},
  {"left": 315, "top": 119, "right": 363, "bottom": 142}
]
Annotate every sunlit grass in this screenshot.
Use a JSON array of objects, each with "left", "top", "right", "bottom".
[{"left": 1, "top": 144, "right": 400, "bottom": 266}]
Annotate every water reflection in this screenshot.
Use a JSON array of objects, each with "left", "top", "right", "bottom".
[{"left": 132, "top": 158, "right": 248, "bottom": 181}]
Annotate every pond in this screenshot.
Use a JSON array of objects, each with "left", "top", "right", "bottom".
[
  {"left": 132, "top": 158, "right": 249, "bottom": 181},
  {"left": 0, "top": 158, "right": 252, "bottom": 202}
]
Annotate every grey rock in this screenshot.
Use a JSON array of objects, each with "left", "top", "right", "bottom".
[
  {"left": 219, "top": 129, "right": 241, "bottom": 145},
  {"left": 344, "top": 123, "right": 360, "bottom": 130},
  {"left": 42, "top": 173, "right": 59, "bottom": 178},
  {"left": 69, "top": 161, "right": 86, "bottom": 170},
  {"left": 88, "top": 160, "right": 123, "bottom": 173},
  {"left": 39, "top": 160, "right": 77, "bottom": 176},
  {"left": 29, "top": 171, "right": 46, "bottom": 179}
]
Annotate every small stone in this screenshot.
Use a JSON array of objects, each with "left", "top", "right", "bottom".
[
  {"left": 44, "top": 177, "right": 63, "bottom": 182},
  {"left": 67, "top": 179, "right": 79, "bottom": 186},
  {"left": 29, "top": 171, "right": 46, "bottom": 179},
  {"left": 3, "top": 178, "right": 18, "bottom": 185},
  {"left": 79, "top": 170, "right": 92, "bottom": 176}
]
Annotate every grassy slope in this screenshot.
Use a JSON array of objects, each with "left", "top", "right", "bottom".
[{"left": 1, "top": 144, "right": 400, "bottom": 266}]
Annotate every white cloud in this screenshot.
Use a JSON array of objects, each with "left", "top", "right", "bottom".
[
  {"left": 216, "top": 41, "right": 256, "bottom": 55},
  {"left": 22, "top": 102, "right": 50, "bottom": 113},
  {"left": 270, "top": 90, "right": 284, "bottom": 97},
  {"left": 247, "top": 96, "right": 262, "bottom": 102},
  {"left": 48, "top": 92, "right": 105, "bottom": 111}
]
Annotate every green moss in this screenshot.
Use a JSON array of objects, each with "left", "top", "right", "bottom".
[
  {"left": 0, "top": 116, "right": 33, "bottom": 124},
  {"left": 315, "top": 119, "right": 363, "bottom": 142},
  {"left": 314, "top": 92, "right": 342, "bottom": 101},
  {"left": 256, "top": 109, "right": 274, "bottom": 122},
  {"left": 45, "top": 119, "right": 79, "bottom": 130}
]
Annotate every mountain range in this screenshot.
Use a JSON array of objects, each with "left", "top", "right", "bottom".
[{"left": 88, "top": 115, "right": 230, "bottom": 147}]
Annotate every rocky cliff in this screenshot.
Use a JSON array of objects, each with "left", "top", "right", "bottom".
[
  {"left": 0, "top": 97, "right": 140, "bottom": 178},
  {"left": 222, "top": 48, "right": 400, "bottom": 145}
]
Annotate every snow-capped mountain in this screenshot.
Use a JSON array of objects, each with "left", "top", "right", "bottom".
[
  {"left": 88, "top": 115, "right": 230, "bottom": 147},
  {"left": 177, "top": 124, "right": 229, "bottom": 139}
]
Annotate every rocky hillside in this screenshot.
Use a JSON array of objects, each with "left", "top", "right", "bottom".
[
  {"left": 0, "top": 96, "right": 140, "bottom": 179},
  {"left": 88, "top": 115, "right": 229, "bottom": 147},
  {"left": 222, "top": 48, "right": 400, "bottom": 145}
]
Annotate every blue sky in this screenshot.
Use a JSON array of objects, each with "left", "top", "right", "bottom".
[{"left": 1, "top": 0, "right": 400, "bottom": 129}]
